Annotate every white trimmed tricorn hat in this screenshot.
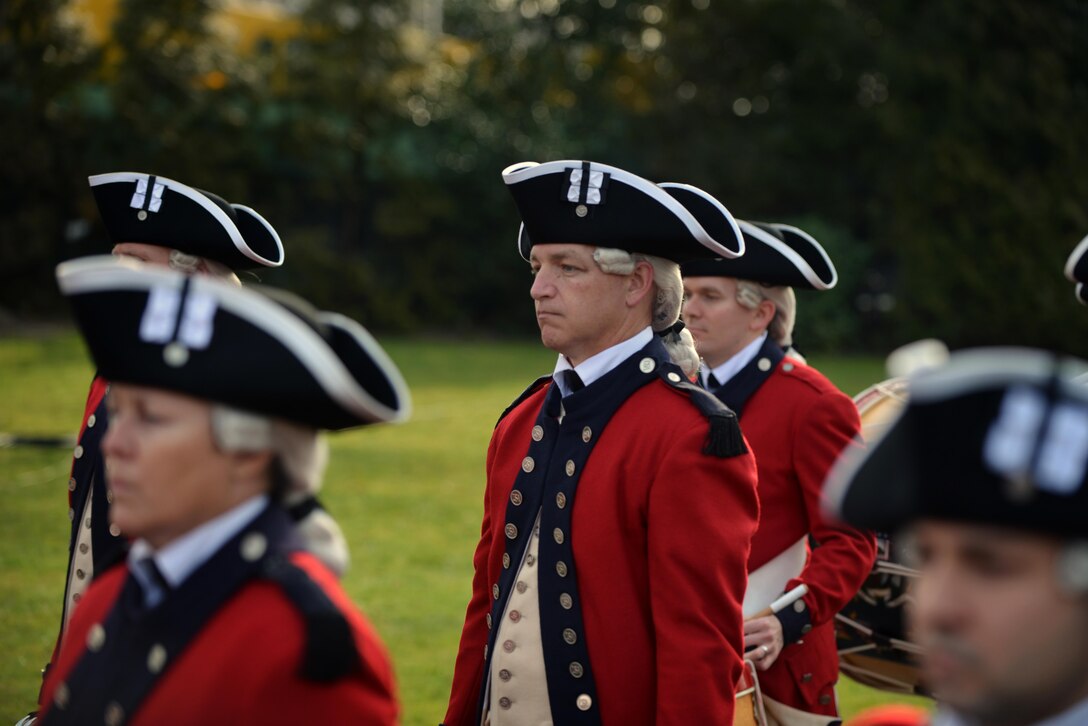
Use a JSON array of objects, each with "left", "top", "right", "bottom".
[
  {"left": 89, "top": 172, "right": 285, "bottom": 271},
  {"left": 1064, "top": 233, "right": 1088, "bottom": 305},
  {"left": 824, "top": 347, "right": 1088, "bottom": 538},
  {"left": 680, "top": 220, "right": 838, "bottom": 290},
  {"left": 56, "top": 256, "right": 409, "bottom": 430},
  {"left": 504, "top": 160, "right": 744, "bottom": 263}
]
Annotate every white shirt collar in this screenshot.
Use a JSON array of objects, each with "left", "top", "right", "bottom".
[
  {"left": 702, "top": 332, "right": 768, "bottom": 388},
  {"left": 553, "top": 327, "right": 654, "bottom": 397},
  {"left": 128, "top": 495, "right": 269, "bottom": 589}
]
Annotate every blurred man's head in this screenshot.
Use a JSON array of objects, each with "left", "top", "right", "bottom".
[{"left": 828, "top": 348, "right": 1088, "bottom": 726}]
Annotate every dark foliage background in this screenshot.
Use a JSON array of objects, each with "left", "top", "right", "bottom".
[{"left": 2, "top": 0, "right": 1086, "bottom": 354}]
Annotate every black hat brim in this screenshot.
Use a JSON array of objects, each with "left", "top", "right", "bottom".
[
  {"left": 1065, "top": 233, "right": 1088, "bottom": 283},
  {"left": 56, "top": 256, "right": 408, "bottom": 430},
  {"left": 89, "top": 172, "right": 285, "bottom": 271},
  {"left": 680, "top": 220, "right": 837, "bottom": 290},
  {"left": 505, "top": 161, "right": 744, "bottom": 263}
]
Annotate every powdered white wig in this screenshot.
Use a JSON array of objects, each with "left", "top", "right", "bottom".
[
  {"left": 735, "top": 280, "right": 797, "bottom": 350},
  {"left": 593, "top": 247, "right": 700, "bottom": 379},
  {"left": 168, "top": 249, "right": 241, "bottom": 285},
  {"left": 210, "top": 405, "right": 350, "bottom": 576}
]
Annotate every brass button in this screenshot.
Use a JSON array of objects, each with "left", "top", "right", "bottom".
[
  {"left": 509, "top": 610, "right": 521, "bottom": 623},
  {"left": 516, "top": 581, "right": 528, "bottom": 594},
  {"left": 104, "top": 701, "right": 124, "bottom": 726},
  {"left": 526, "top": 554, "right": 536, "bottom": 566},
  {"left": 569, "top": 661, "right": 584, "bottom": 678},
  {"left": 565, "top": 460, "right": 575, "bottom": 477},
  {"left": 502, "top": 553, "right": 511, "bottom": 569},
  {"left": 639, "top": 357, "right": 656, "bottom": 373},
  {"left": 575, "top": 204, "right": 588, "bottom": 217},
  {"left": 560, "top": 592, "right": 573, "bottom": 609},
  {"left": 492, "top": 584, "right": 500, "bottom": 600},
  {"left": 87, "top": 623, "right": 106, "bottom": 651},
  {"left": 499, "top": 668, "right": 512, "bottom": 681},
  {"left": 109, "top": 523, "right": 121, "bottom": 537},
  {"left": 554, "top": 528, "right": 565, "bottom": 544},
  {"left": 556, "top": 492, "right": 567, "bottom": 509},
  {"left": 757, "top": 357, "right": 772, "bottom": 372},
  {"left": 510, "top": 489, "right": 523, "bottom": 506},
  {"left": 563, "top": 628, "right": 577, "bottom": 645},
  {"left": 582, "top": 426, "right": 592, "bottom": 442},
  {"left": 532, "top": 425, "right": 544, "bottom": 441},
  {"left": 147, "top": 643, "right": 167, "bottom": 673},
  {"left": 521, "top": 456, "right": 535, "bottom": 473},
  {"left": 106, "top": 489, "right": 114, "bottom": 503},
  {"left": 576, "top": 694, "right": 593, "bottom": 711},
  {"left": 54, "top": 682, "right": 70, "bottom": 709},
  {"left": 79, "top": 543, "right": 89, "bottom": 554},
  {"left": 499, "top": 696, "right": 512, "bottom": 709},
  {"left": 556, "top": 561, "right": 568, "bottom": 577},
  {"left": 76, "top": 569, "right": 86, "bottom": 580},
  {"left": 68, "top": 477, "right": 77, "bottom": 492},
  {"left": 163, "top": 342, "right": 189, "bottom": 367},
  {"left": 667, "top": 372, "right": 682, "bottom": 383},
  {"left": 87, "top": 414, "right": 97, "bottom": 428},
  {"left": 486, "top": 613, "right": 492, "bottom": 629},
  {"left": 85, "top": 516, "right": 92, "bottom": 529},
  {"left": 505, "top": 523, "right": 518, "bottom": 540},
  {"left": 73, "top": 445, "right": 84, "bottom": 459},
  {"left": 137, "top": 209, "right": 148, "bottom": 221},
  {"left": 240, "top": 533, "right": 267, "bottom": 561},
  {"left": 793, "top": 600, "right": 806, "bottom": 613},
  {"left": 502, "top": 639, "right": 516, "bottom": 653}
]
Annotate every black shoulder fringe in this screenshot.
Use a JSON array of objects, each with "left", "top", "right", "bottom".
[{"left": 659, "top": 367, "right": 748, "bottom": 458}]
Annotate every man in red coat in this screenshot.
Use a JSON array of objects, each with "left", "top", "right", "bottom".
[
  {"left": 682, "top": 221, "right": 877, "bottom": 718},
  {"left": 444, "top": 161, "right": 760, "bottom": 726},
  {"left": 39, "top": 255, "right": 411, "bottom": 724}
]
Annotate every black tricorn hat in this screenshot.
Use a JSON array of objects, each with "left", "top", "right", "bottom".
[
  {"left": 56, "top": 256, "right": 410, "bottom": 430},
  {"left": 824, "top": 348, "right": 1088, "bottom": 539},
  {"left": 679, "top": 220, "right": 838, "bottom": 290},
  {"left": 505, "top": 160, "right": 744, "bottom": 263},
  {"left": 1077, "top": 283, "right": 1088, "bottom": 306},
  {"left": 89, "top": 172, "right": 285, "bottom": 271}
]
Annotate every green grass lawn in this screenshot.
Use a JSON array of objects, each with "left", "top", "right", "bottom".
[{"left": 0, "top": 331, "right": 929, "bottom": 722}]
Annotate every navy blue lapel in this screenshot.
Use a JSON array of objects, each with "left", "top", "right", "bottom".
[{"left": 707, "top": 337, "right": 785, "bottom": 417}]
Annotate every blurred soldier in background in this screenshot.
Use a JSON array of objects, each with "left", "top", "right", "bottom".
[
  {"left": 682, "top": 221, "right": 876, "bottom": 721},
  {"left": 830, "top": 348, "right": 1088, "bottom": 726}
]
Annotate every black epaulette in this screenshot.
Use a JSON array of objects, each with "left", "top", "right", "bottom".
[
  {"left": 495, "top": 375, "right": 552, "bottom": 428},
  {"left": 657, "top": 366, "right": 748, "bottom": 458},
  {"left": 261, "top": 555, "right": 362, "bottom": 683}
]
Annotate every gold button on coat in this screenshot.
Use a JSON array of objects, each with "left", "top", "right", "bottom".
[
  {"left": 569, "top": 661, "right": 584, "bottom": 678},
  {"left": 516, "top": 581, "right": 528, "bottom": 594},
  {"left": 576, "top": 694, "right": 593, "bottom": 710},
  {"left": 563, "top": 628, "right": 577, "bottom": 644},
  {"left": 502, "top": 553, "right": 511, "bottom": 569},
  {"left": 532, "top": 425, "right": 544, "bottom": 441},
  {"left": 556, "top": 492, "right": 567, "bottom": 509},
  {"left": 73, "top": 445, "right": 84, "bottom": 459},
  {"left": 87, "top": 623, "right": 106, "bottom": 651},
  {"left": 499, "top": 696, "right": 512, "bottom": 709},
  {"left": 510, "top": 490, "right": 523, "bottom": 506},
  {"left": 503, "top": 639, "right": 516, "bottom": 653},
  {"left": 521, "top": 456, "right": 535, "bottom": 473},
  {"left": 556, "top": 561, "right": 568, "bottom": 577},
  {"left": 147, "top": 644, "right": 167, "bottom": 673},
  {"left": 757, "top": 357, "right": 772, "bottom": 371},
  {"left": 667, "top": 372, "right": 682, "bottom": 382},
  {"left": 87, "top": 414, "right": 96, "bottom": 428},
  {"left": 565, "top": 460, "right": 575, "bottom": 476},
  {"left": 560, "top": 593, "right": 573, "bottom": 609},
  {"left": 505, "top": 523, "right": 518, "bottom": 539},
  {"left": 582, "top": 426, "right": 592, "bottom": 442},
  {"left": 639, "top": 357, "right": 656, "bottom": 373},
  {"left": 240, "top": 533, "right": 267, "bottom": 561},
  {"left": 499, "top": 668, "right": 512, "bottom": 681},
  {"left": 553, "top": 528, "right": 565, "bottom": 544},
  {"left": 492, "top": 584, "right": 500, "bottom": 599},
  {"left": 104, "top": 701, "right": 124, "bottom": 726},
  {"left": 509, "top": 610, "right": 521, "bottom": 623}
]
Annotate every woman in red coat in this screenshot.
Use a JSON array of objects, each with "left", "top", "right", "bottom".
[
  {"left": 682, "top": 220, "right": 877, "bottom": 719},
  {"left": 38, "top": 255, "right": 410, "bottom": 725}
]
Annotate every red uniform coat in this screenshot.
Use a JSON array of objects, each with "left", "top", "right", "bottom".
[
  {"left": 741, "top": 357, "right": 876, "bottom": 714},
  {"left": 39, "top": 552, "right": 398, "bottom": 725},
  {"left": 445, "top": 376, "right": 760, "bottom": 726}
]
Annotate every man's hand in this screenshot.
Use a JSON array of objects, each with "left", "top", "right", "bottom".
[{"left": 743, "top": 615, "right": 784, "bottom": 671}]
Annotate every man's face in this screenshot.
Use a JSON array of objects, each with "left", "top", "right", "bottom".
[
  {"left": 529, "top": 244, "right": 633, "bottom": 365},
  {"left": 681, "top": 276, "right": 764, "bottom": 368},
  {"left": 909, "top": 521, "right": 1088, "bottom": 726}
]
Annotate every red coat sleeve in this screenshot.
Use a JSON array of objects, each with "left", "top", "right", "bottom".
[
  {"left": 443, "top": 427, "right": 503, "bottom": 726},
  {"left": 647, "top": 421, "right": 760, "bottom": 726},
  {"left": 785, "top": 388, "right": 876, "bottom": 627}
]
